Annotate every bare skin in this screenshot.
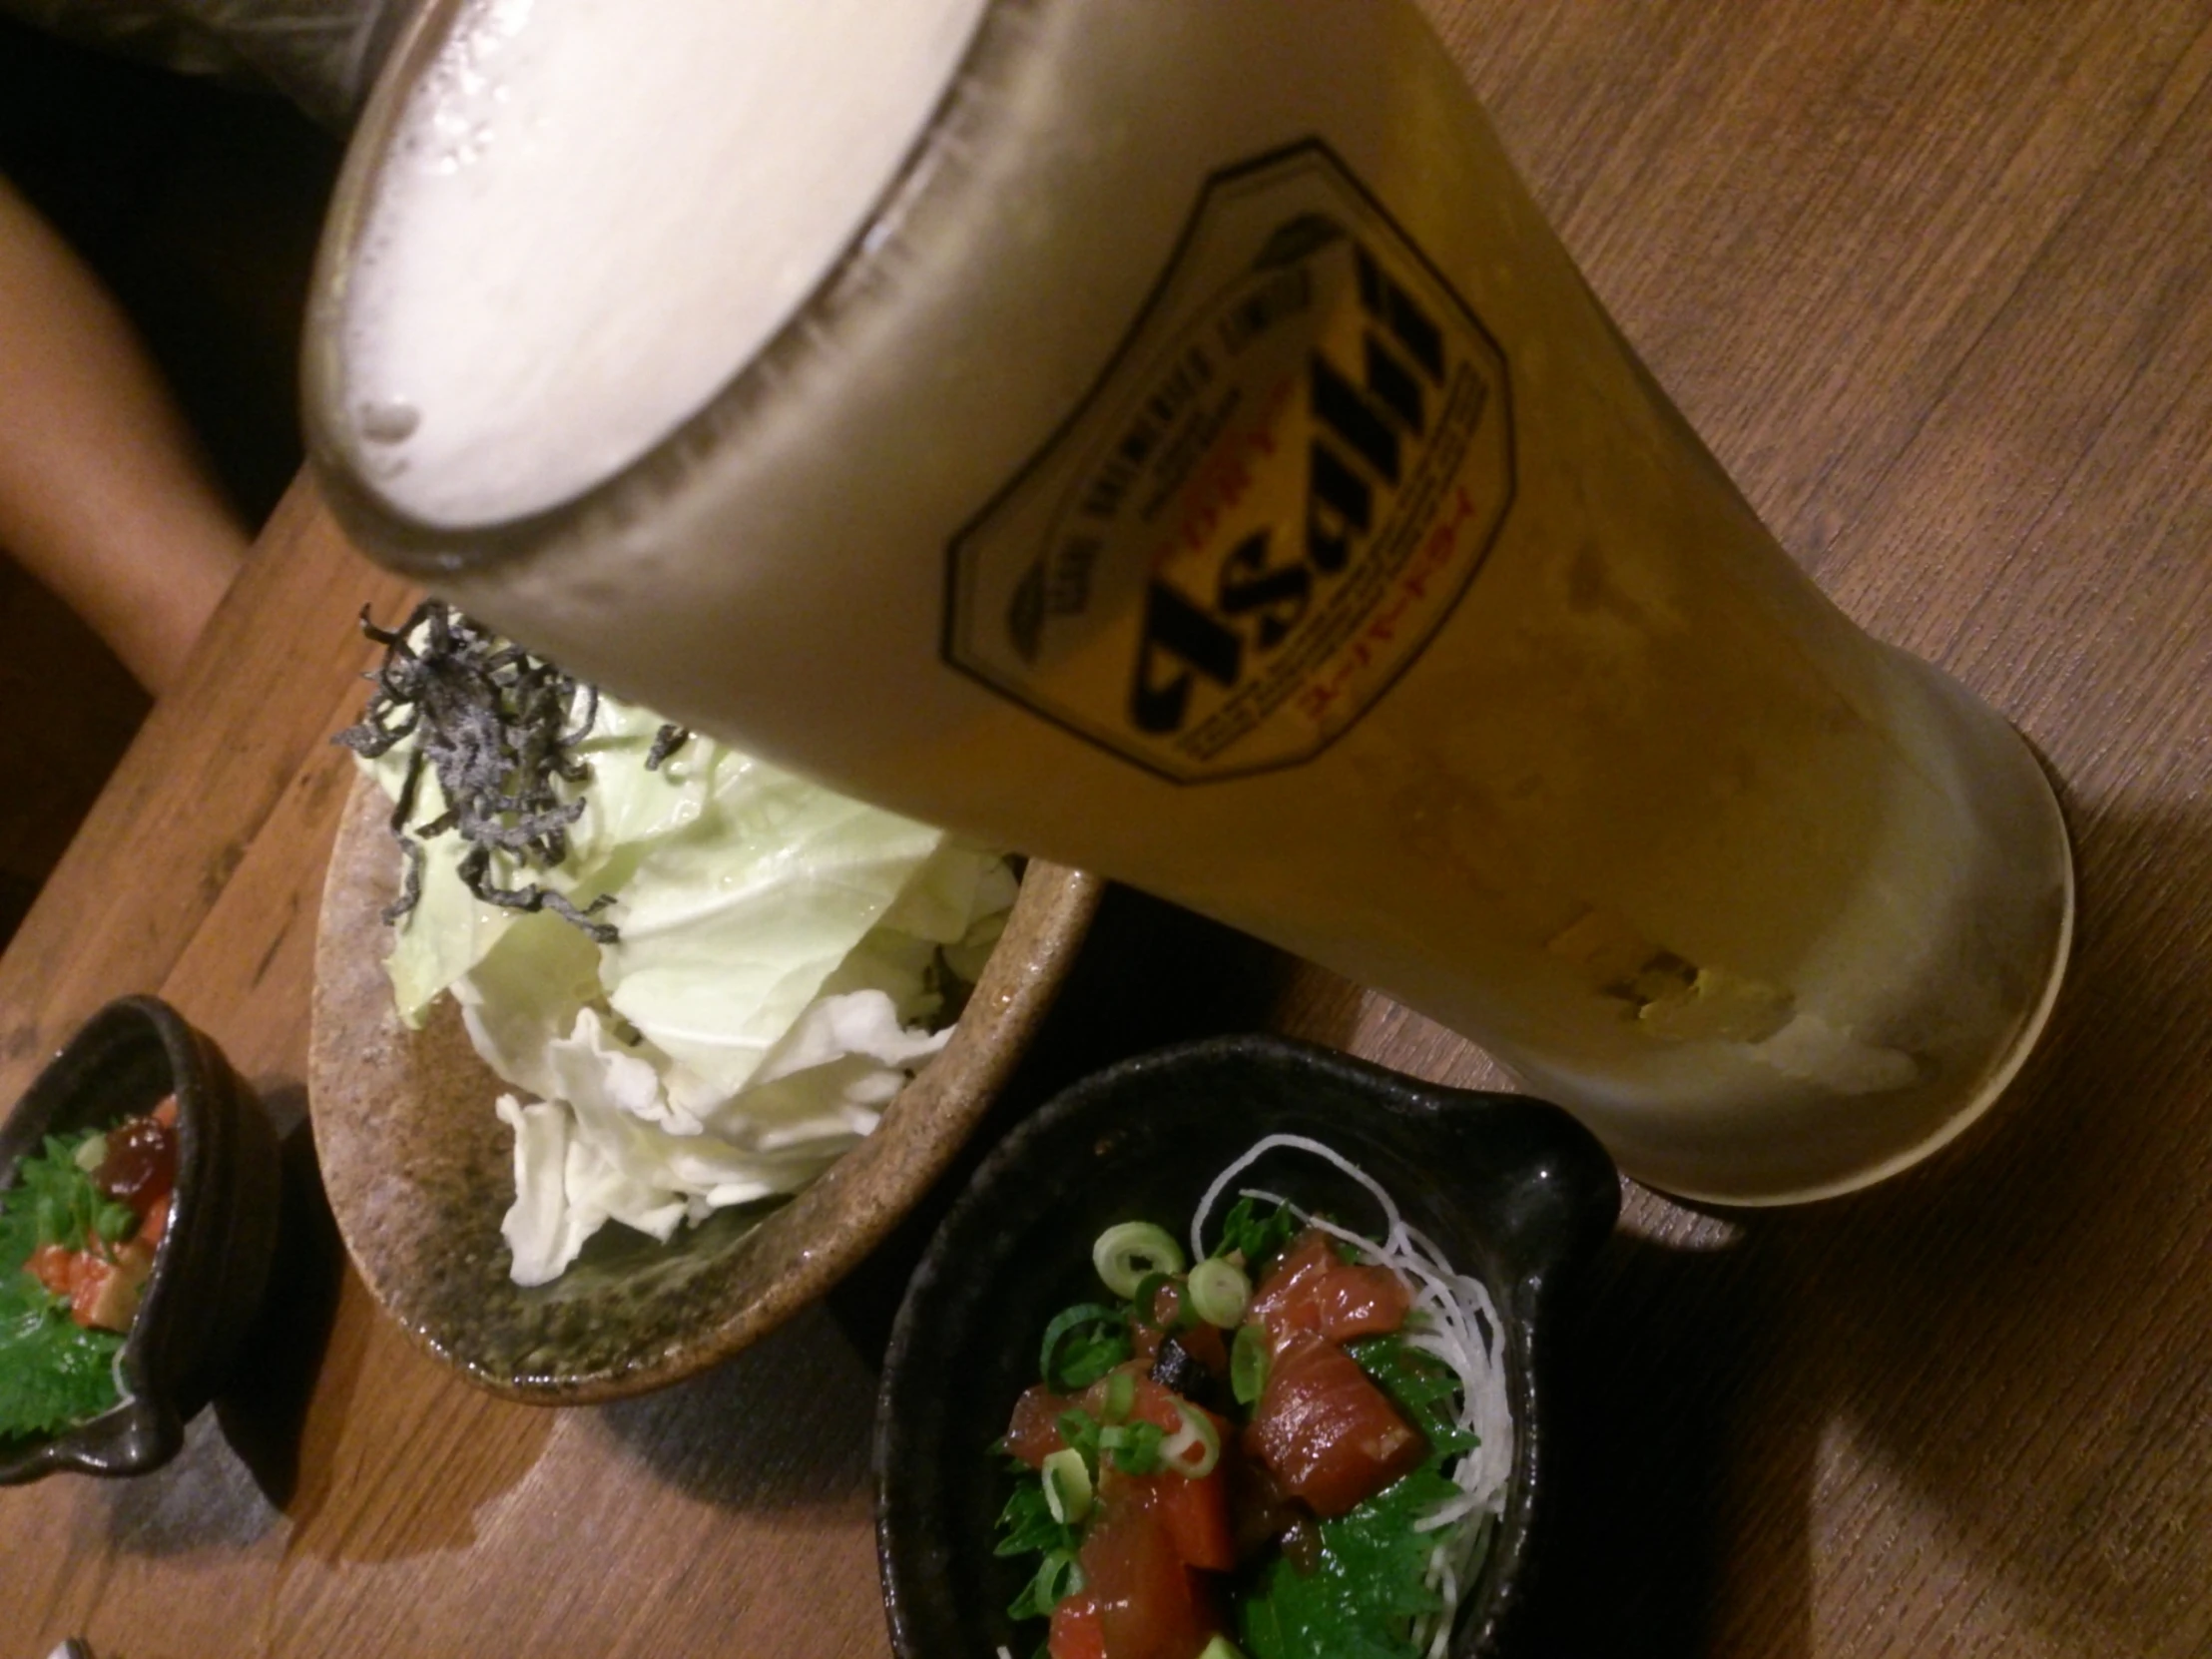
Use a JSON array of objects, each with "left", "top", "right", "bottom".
[{"left": 0, "top": 172, "right": 247, "bottom": 695}]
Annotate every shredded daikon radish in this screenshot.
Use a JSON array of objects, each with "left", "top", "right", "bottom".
[{"left": 1192, "top": 1133, "right": 1513, "bottom": 1659}]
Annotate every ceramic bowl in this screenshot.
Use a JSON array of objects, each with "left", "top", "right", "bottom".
[
  {"left": 309, "top": 771, "right": 1102, "bottom": 1403},
  {"left": 875, "top": 1034, "right": 1619, "bottom": 1659},
  {"left": 0, "top": 996, "right": 281, "bottom": 1484}
]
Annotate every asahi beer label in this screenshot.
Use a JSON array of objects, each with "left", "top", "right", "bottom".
[{"left": 945, "top": 140, "right": 1513, "bottom": 784}]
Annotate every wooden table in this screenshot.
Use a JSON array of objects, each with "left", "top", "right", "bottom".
[{"left": 6, "top": 2, "right": 2212, "bottom": 1653}]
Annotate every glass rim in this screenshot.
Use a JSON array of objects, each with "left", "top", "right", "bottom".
[{"left": 301, "top": 0, "right": 1025, "bottom": 575}]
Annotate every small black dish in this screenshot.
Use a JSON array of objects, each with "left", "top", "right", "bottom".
[
  {"left": 875, "top": 1034, "right": 1619, "bottom": 1659},
  {"left": 0, "top": 996, "right": 282, "bottom": 1483}
]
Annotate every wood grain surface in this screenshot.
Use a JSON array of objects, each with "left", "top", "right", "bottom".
[{"left": 5, "top": 3, "right": 2212, "bottom": 1656}]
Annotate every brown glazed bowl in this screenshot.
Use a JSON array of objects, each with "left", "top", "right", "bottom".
[
  {"left": 0, "top": 997, "right": 281, "bottom": 1484},
  {"left": 875, "top": 1035, "right": 1620, "bottom": 1659},
  {"left": 309, "top": 770, "right": 1102, "bottom": 1403}
]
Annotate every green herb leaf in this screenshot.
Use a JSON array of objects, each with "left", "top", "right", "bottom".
[
  {"left": 994, "top": 1475, "right": 1077, "bottom": 1559},
  {"left": 1007, "top": 1547, "right": 1084, "bottom": 1622},
  {"left": 1213, "top": 1196, "right": 1298, "bottom": 1267},
  {"left": 1238, "top": 1462, "right": 1461, "bottom": 1659},
  {"left": 996, "top": 1469, "right": 1087, "bottom": 1621},
  {"left": 94, "top": 1200, "right": 138, "bottom": 1248},
  {"left": 1348, "top": 1335, "right": 1478, "bottom": 1457},
  {"left": 1040, "top": 1303, "right": 1131, "bottom": 1390},
  {"left": 22, "top": 1131, "right": 113, "bottom": 1255},
  {"left": 0, "top": 1128, "right": 128, "bottom": 1441}
]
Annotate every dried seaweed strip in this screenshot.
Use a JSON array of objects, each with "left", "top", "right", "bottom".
[
  {"left": 646, "top": 723, "right": 689, "bottom": 772},
  {"left": 336, "top": 601, "right": 619, "bottom": 941},
  {"left": 378, "top": 745, "right": 428, "bottom": 925}
]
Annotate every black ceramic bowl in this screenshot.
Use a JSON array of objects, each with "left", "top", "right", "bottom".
[
  {"left": 0, "top": 996, "right": 281, "bottom": 1483},
  {"left": 875, "top": 1034, "right": 1619, "bottom": 1659}
]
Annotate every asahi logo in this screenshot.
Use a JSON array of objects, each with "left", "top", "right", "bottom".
[{"left": 945, "top": 142, "right": 1513, "bottom": 784}]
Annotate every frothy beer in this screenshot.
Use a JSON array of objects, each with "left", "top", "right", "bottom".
[
  {"left": 339, "top": 0, "right": 990, "bottom": 525},
  {"left": 315, "top": 0, "right": 2072, "bottom": 1202}
]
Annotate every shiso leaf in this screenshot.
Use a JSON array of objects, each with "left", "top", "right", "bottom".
[
  {"left": 1347, "top": 1335, "right": 1481, "bottom": 1458},
  {"left": 0, "top": 1129, "right": 129, "bottom": 1440},
  {"left": 1238, "top": 1460, "right": 1460, "bottom": 1659}
]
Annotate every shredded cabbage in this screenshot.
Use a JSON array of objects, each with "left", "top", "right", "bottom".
[{"left": 363, "top": 691, "right": 1013, "bottom": 1285}]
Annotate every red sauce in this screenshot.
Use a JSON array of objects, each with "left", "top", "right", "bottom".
[{"left": 100, "top": 1108, "right": 179, "bottom": 1214}]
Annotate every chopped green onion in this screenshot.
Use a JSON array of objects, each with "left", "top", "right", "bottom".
[
  {"left": 1231, "top": 1322, "right": 1270, "bottom": 1406},
  {"left": 1099, "top": 1419, "right": 1165, "bottom": 1475},
  {"left": 1160, "top": 1398, "right": 1221, "bottom": 1479},
  {"left": 1129, "top": 1269, "right": 1172, "bottom": 1326},
  {"left": 72, "top": 1135, "right": 108, "bottom": 1175},
  {"left": 1057, "top": 1407, "right": 1103, "bottom": 1473},
  {"left": 1092, "top": 1222, "right": 1185, "bottom": 1299},
  {"left": 1128, "top": 1268, "right": 1199, "bottom": 1330},
  {"left": 1102, "top": 1369, "right": 1136, "bottom": 1424},
  {"left": 1198, "top": 1638, "right": 1250, "bottom": 1659},
  {"left": 1186, "top": 1257, "right": 1251, "bottom": 1328},
  {"left": 1040, "top": 1303, "right": 1131, "bottom": 1389},
  {"left": 1041, "top": 1448, "right": 1093, "bottom": 1525}
]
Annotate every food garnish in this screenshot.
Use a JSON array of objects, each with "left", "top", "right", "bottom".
[
  {"left": 337, "top": 600, "right": 687, "bottom": 939},
  {"left": 345, "top": 606, "right": 1016, "bottom": 1285},
  {"left": 995, "top": 1136, "right": 1510, "bottom": 1659},
  {"left": 0, "top": 1099, "right": 179, "bottom": 1442}
]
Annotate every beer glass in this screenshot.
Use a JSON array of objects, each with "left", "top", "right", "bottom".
[{"left": 304, "top": 0, "right": 2073, "bottom": 1203}]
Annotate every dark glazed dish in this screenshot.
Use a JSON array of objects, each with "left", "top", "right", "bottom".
[
  {"left": 875, "top": 1034, "right": 1619, "bottom": 1659},
  {"left": 0, "top": 997, "right": 281, "bottom": 1483}
]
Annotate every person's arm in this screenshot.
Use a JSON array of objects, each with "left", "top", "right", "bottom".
[{"left": 0, "top": 171, "right": 247, "bottom": 695}]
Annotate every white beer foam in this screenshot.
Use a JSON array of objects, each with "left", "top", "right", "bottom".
[{"left": 340, "top": 0, "right": 988, "bottom": 527}]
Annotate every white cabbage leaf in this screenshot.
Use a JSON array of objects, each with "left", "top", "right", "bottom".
[
  {"left": 365, "top": 690, "right": 1013, "bottom": 1287},
  {"left": 597, "top": 750, "right": 946, "bottom": 1098}
]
